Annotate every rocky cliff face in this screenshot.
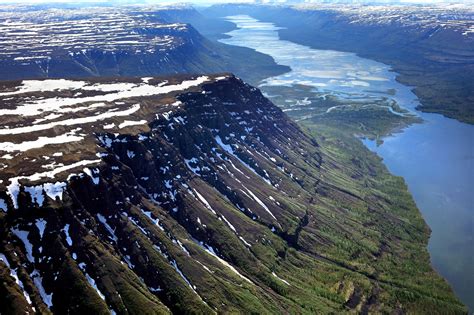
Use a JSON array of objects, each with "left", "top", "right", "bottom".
[{"left": 0, "top": 75, "right": 465, "bottom": 314}]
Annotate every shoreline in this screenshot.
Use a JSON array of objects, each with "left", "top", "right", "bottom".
[{"left": 218, "top": 14, "right": 471, "bottom": 311}]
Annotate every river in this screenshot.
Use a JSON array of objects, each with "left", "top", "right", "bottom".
[{"left": 220, "top": 15, "right": 473, "bottom": 310}]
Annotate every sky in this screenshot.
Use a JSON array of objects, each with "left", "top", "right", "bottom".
[{"left": 0, "top": 0, "right": 472, "bottom": 4}]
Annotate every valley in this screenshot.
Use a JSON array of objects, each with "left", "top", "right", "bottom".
[
  {"left": 204, "top": 3, "right": 474, "bottom": 124},
  {"left": 216, "top": 14, "right": 473, "bottom": 312},
  {"left": 0, "top": 3, "right": 471, "bottom": 314}
]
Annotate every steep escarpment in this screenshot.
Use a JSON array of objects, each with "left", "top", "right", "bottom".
[{"left": 0, "top": 76, "right": 465, "bottom": 314}]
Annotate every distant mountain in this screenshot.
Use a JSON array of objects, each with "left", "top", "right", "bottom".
[
  {"left": 0, "top": 75, "right": 465, "bottom": 313},
  {"left": 0, "top": 5, "right": 288, "bottom": 84}
]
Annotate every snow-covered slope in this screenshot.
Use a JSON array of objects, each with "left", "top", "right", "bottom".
[{"left": 0, "top": 75, "right": 215, "bottom": 205}]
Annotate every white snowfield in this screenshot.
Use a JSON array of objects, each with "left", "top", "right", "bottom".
[
  {"left": 0, "top": 75, "right": 227, "bottom": 211},
  {"left": 0, "top": 132, "right": 84, "bottom": 152}
]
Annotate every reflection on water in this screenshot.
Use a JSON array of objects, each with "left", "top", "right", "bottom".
[
  {"left": 221, "top": 15, "right": 474, "bottom": 310},
  {"left": 221, "top": 15, "right": 417, "bottom": 110}
]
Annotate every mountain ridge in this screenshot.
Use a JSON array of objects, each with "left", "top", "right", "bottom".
[{"left": 0, "top": 75, "right": 466, "bottom": 314}]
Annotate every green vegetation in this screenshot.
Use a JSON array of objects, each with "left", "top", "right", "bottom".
[
  {"left": 252, "top": 119, "right": 467, "bottom": 313},
  {"left": 263, "top": 84, "right": 421, "bottom": 141},
  {"left": 253, "top": 82, "right": 466, "bottom": 312}
]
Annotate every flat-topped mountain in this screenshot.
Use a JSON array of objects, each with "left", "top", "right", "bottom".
[
  {"left": 0, "top": 5, "right": 288, "bottom": 83},
  {"left": 0, "top": 7, "right": 192, "bottom": 79},
  {"left": 0, "top": 75, "right": 465, "bottom": 314}
]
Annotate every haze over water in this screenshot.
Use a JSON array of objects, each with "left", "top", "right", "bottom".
[{"left": 221, "top": 15, "right": 474, "bottom": 310}]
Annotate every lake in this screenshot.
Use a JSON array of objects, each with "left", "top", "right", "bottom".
[{"left": 220, "top": 15, "right": 474, "bottom": 310}]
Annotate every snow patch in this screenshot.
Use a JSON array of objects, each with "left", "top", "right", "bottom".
[
  {"left": 118, "top": 120, "right": 147, "bottom": 129},
  {"left": 0, "top": 253, "right": 33, "bottom": 306},
  {"left": 0, "top": 132, "right": 84, "bottom": 152},
  {"left": 12, "top": 229, "right": 34, "bottom": 263},
  {"left": 63, "top": 224, "right": 73, "bottom": 246},
  {"left": 103, "top": 123, "right": 115, "bottom": 129},
  {"left": 215, "top": 136, "right": 271, "bottom": 185},
  {"left": 24, "top": 185, "right": 44, "bottom": 206},
  {"left": 31, "top": 269, "right": 53, "bottom": 308},
  {"left": 35, "top": 219, "right": 47, "bottom": 239},
  {"left": 243, "top": 186, "right": 277, "bottom": 222},
  {"left": 43, "top": 182, "right": 67, "bottom": 201},
  {"left": 196, "top": 241, "right": 253, "bottom": 284},
  {"left": 6, "top": 178, "right": 21, "bottom": 209},
  {"left": 0, "top": 79, "right": 87, "bottom": 96},
  {"left": 83, "top": 168, "right": 100, "bottom": 185},
  {"left": 0, "top": 198, "right": 7, "bottom": 212},
  {"left": 7, "top": 159, "right": 100, "bottom": 204},
  {"left": 184, "top": 158, "right": 200, "bottom": 175},
  {"left": 85, "top": 273, "right": 106, "bottom": 301},
  {"left": 0, "top": 104, "right": 142, "bottom": 136},
  {"left": 97, "top": 214, "right": 118, "bottom": 242},
  {"left": 272, "top": 272, "right": 290, "bottom": 286},
  {"left": 193, "top": 189, "right": 216, "bottom": 215}
]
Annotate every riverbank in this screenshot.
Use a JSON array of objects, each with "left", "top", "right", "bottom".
[
  {"left": 218, "top": 14, "right": 472, "bottom": 312},
  {"left": 203, "top": 4, "right": 474, "bottom": 125}
]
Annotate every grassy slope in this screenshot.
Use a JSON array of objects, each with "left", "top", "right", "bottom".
[{"left": 297, "top": 122, "right": 465, "bottom": 313}]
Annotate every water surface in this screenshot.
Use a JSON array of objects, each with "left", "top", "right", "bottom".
[{"left": 220, "top": 15, "right": 474, "bottom": 310}]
